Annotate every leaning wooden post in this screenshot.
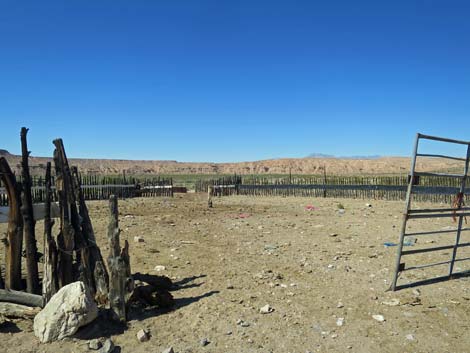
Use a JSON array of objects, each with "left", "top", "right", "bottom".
[
  {"left": 53, "top": 139, "right": 75, "bottom": 287},
  {"left": 42, "top": 162, "right": 58, "bottom": 303},
  {"left": 0, "top": 157, "right": 23, "bottom": 290},
  {"left": 71, "top": 166, "right": 109, "bottom": 304},
  {"left": 207, "top": 186, "right": 213, "bottom": 208},
  {"left": 107, "top": 195, "right": 129, "bottom": 322},
  {"left": 20, "top": 128, "right": 40, "bottom": 294}
]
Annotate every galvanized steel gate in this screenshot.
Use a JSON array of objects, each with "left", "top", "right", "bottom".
[{"left": 391, "top": 133, "right": 470, "bottom": 290}]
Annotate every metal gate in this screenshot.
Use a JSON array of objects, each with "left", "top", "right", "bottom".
[{"left": 391, "top": 133, "right": 470, "bottom": 290}]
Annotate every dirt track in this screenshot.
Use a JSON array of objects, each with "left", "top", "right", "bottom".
[{"left": 1, "top": 193, "right": 470, "bottom": 353}]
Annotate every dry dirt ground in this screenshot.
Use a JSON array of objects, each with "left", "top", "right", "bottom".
[{"left": 1, "top": 193, "right": 470, "bottom": 353}]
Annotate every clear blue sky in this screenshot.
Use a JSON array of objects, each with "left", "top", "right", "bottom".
[{"left": 1, "top": 0, "right": 469, "bottom": 162}]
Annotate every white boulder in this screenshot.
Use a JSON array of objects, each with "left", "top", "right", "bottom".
[{"left": 34, "top": 281, "right": 98, "bottom": 343}]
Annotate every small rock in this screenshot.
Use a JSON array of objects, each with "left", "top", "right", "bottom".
[
  {"left": 381, "top": 299, "right": 400, "bottom": 306},
  {"left": 226, "top": 331, "right": 232, "bottom": 335},
  {"left": 329, "top": 233, "right": 338, "bottom": 237},
  {"left": 337, "top": 302, "right": 344, "bottom": 308},
  {"left": 137, "top": 329, "right": 150, "bottom": 342},
  {"left": 88, "top": 339, "right": 102, "bottom": 350},
  {"left": 365, "top": 203, "right": 372, "bottom": 207},
  {"left": 226, "top": 284, "right": 234, "bottom": 289},
  {"left": 154, "top": 265, "right": 166, "bottom": 272},
  {"left": 260, "top": 304, "right": 274, "bottom": 314},
  {"left": 336, "top": 318, "right": 345, "bottom": 326},
  {"left": 200, "top": 337, "right": 210, "bottom": 346},
  {"left": 338, "top": 209, "right": 345, "bottom": 215},
  {"left": 99, "top": 339, "right": 115, "bottom": 353},
  {"left": 412, "top": 289, "right": 421, "bottom": 297},
  {"left": 134, "top": 236, "right": 145, "bottom": 243},
  {"left": 405, "top": 334, "right": 415, "bottom": 341},
  {"left": 162, "top": 348, "right": 175, "bottom": 353},
  {"left": 372, "top": 314, "right": 385, "bottom": 322}
]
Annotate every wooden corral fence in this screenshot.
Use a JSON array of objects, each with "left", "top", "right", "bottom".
[
  {"left": 0, "top": 129, "right": 132, "bottom": 323},
  {"left": 0, "top": 175, "right": 173, "bottom": 206},
  {"left": 197, "top": 174, "right": 469, "bottom": 204}
]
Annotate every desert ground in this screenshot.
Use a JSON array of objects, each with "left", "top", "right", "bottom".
[{"left": 1, "top": 193, "right": 470, "bottom": 353}]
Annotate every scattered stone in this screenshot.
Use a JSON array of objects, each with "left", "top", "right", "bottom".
[
  {"left": 88, "top": 339, "right": 102, "bottom": 350},
  {"left": 331, "top": 333, "right": 338, "bottom": 339},
  {"left": 264, "top": 244, "right": 278, "bottom": 252},
  {"left": 381, "top": 299, "right": 400, "bottom": 306},
  {"left": 33, "top": 281, "right": 98, "bottom": 343},
  {"left": 226, "top": 284, "right": 234, "bottom": 289},
  {"left": 260, "top": 304, "right": 274, "bottom": 314},
  {"left": 154, "top": 265, "right": 166, "bottom": 272},
  {"left": 134, "top": 236, "right": 145, "bottom": 243},
  {"left": 338, "top": 209, "right": 345, "bottom": 215},
  {"left": 412, "top": 289, "right": 421, "bottom": 297},
  {"left": 337, "top": 302, "right": 344, "bottom": 308},
  {"left": 237, "top": 319, "right": 250, "bottom": 327},
  {"left": 162, "top": 347, "right": 175, "bottom": 353},
  {"left": 137, "top": 329, "right": 150, "bottom": 342},
  {"left": 372, "top": 314, "right": 385, "bottom": 322},
  {"left": 200, "top": 337, "right": 210, "bottom": 346},
  {"left": 406, "top": 334, "right": 415, "bottom": 341},
  {"left": 99, "top": 338, "right": 115, "bottom": 353},
  {"left": 329, "top": 233, "right": 338, "bottom": 237},
  {"left": 336, "top": 318, "right": 345, "bottom": 326},
  {"left": 365, "top": 203, "right": 372, "bottom": 207},
  {"left": 226, "top": 331, "right": 232, "bottom": 335}
]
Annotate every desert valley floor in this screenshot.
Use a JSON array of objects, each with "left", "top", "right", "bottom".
[{"left": 1, "top": 193, "right": 470, "bottom": 353}]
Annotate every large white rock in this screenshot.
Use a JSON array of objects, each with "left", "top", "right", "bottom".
[{"left": 34, "top": 281, "right": 98, "bottom": 343}]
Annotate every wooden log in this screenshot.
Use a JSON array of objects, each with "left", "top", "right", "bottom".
[
  {"left": 20, "top": 128, "right": 40, "bottom": 294},
  {"left": 42, "top": 162, "right": 58, "bottom": 303},
  {"left": 0, "top": 288, "right": 43, "bottom": 308},
  {"left": 0, "top": 157, "right": 23, "bottom": 290},
  {"left": 53, "top": 139, "right": 75, "bottom": 287},
  {"left": 0, "top": 202, "right": 60, "bottom": 223},
  {"left": 70, "top": 167, "right": 109, "bottom": 304},
  {"left": 0, "top": 302, "right": 40, "bottom": 318},
  {"left": 107, "top": 195, "right": 129, "bottom": 322}
]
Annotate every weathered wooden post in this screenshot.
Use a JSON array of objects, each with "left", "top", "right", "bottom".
[
  {"left": 207, "top": 186, "right": 213, "bottom": 208},
  {"left": 42, "top": 162, "right": 58, "bottom": 303},
  {"left": 107, "top": 195, "right": 132, "bottom": 322},
  {"left": 0, "top": 157, "right": 23, "bottom": 290},
  {"left": 20, "top": 128, "right": 40, "bottom": 294},
  {"left": 71, "top": 166, "right": 109, "bottom": 304},
  {"left": 53, "top": 138, "right": 75, "bottom": 287}
]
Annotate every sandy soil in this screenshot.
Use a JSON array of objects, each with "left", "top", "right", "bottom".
[{"left": 1, "top": 193, "right": 470, "bottom": 353}]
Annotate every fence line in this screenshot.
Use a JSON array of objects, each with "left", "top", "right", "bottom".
[
  {"left": 0, "top": 174, "right": 173, "bottom": 206},
  {"left": 198, "top": 174, "right": 469, "bottom": 204}
]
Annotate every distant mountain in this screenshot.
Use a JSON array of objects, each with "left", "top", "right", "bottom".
[
  {"left": 307, "top": 153, "right": 382, "bottom": 160},
  {"left": 0, "top": 149, "right": 11, "bottom": 156}
]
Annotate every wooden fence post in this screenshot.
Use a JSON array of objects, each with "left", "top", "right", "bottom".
[
  {"left": 20, "top": 128, "right": 40, "bottom": 294},
  {"left": 71, "top": 167, "right": 109, "bottom": 304},
  {"left": 53, "top": 138, "right": 76, "bottom": 287},
  {"left": 107, "top": 195, "right": 132, "bottom": 322},
  {"left": 42, "top": 162, "right": 58, "bottom": 303},
  {"left": 0, "top": 157, "right": 23, "bottom": 290}
]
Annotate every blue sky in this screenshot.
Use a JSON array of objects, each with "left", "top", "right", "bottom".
[{"left": 1, "top": 0, "right": 469, "bottom": 162}]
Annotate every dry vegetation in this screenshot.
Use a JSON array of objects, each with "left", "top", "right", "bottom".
[{"left": 1, "top": 193, "right": 470, "bottom": 353}]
